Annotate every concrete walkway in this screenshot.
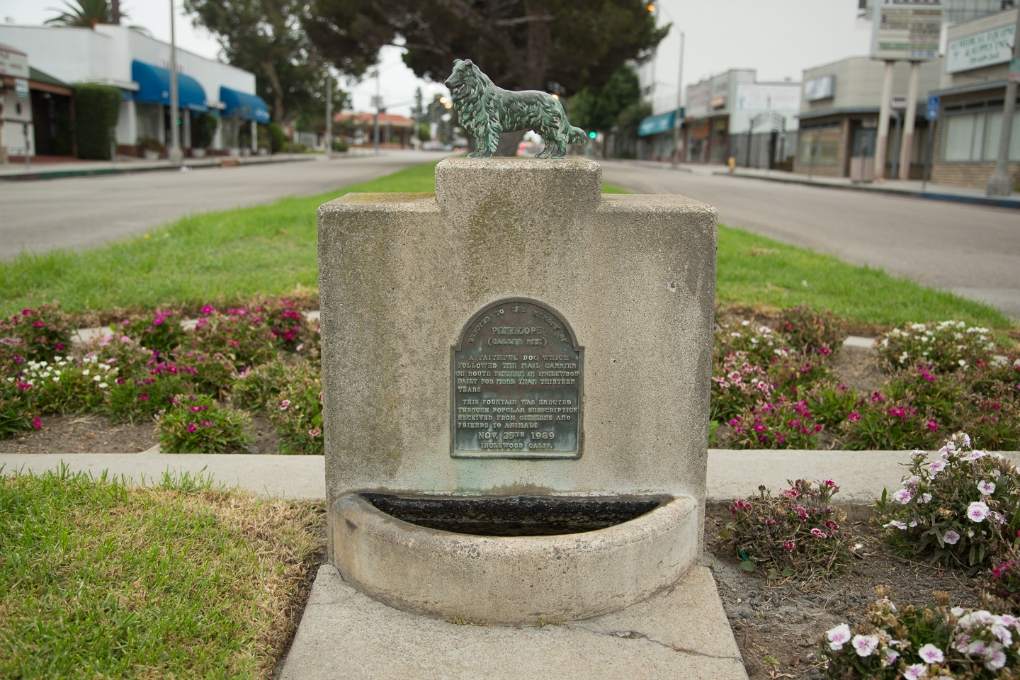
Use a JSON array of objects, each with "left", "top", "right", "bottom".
[
  {"left": 0, "top": 152, "right": 317, "bottom": 181},
  {"left": 5, "top": 449, "right": 1017, "bottom": 503}
]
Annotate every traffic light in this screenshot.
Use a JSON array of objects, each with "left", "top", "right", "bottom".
[{"left": 588, "top": 131, "right": 597, "bottom": 139}]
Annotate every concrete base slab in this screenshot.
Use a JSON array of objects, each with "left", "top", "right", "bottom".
[{"left": 280, "top": 563, "right": 746, "bottom": 680}]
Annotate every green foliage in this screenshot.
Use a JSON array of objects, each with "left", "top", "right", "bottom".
[
  {"left": 0, "top": 305, "right": 73, "bottom": 361},
  {"left": 230, "top": 357, "right": 296, "bottom": 412},
  {"left": 0, "top": 384, "right": 38, "bottom": 439},
  {"left": 779, "top": 304, "right": 845, "bottom": 356},
  {"left": 728, "top": 397, "right": 823, "bottom": 449},
  {"left": 267, "top": 122, "right": 288, "bottom": 153},
  {"left": 721, "top": 479, "right": 853, "bottom": 578},
  {"left": 156, "top": 393, "right": 253, "bottom": 453},
  {"left": 819, "top": 589, "right": 1020, "bottom": 679},
  {"left": 569, "top": 64, "right": 641, "bottom": 132},
  {"left": 117, "top": 311, "right": 186, "bottom": 354},
  {"left": 19, "top": 354, "right": 117, "bottom": 415},
  {"left": 878, "top": 321, "right": 999, "bottom": 374},
  {"left": 73, "top": 83, "right": 121, "bottom": 160},
  {"left": 267, "top": 363, "right": 322, "bottom": 454},
  {"left": 416, "top": 122, "right": 431, "bottom": 141},
  {"left": 45, "top": 0, "right": 119, "bottom": 26},
  {"left": 191, "top": 112, "right": 218, "bottom": 149},
  {"left": 874, "top": 433, "right": 1019, "bottom": 570}
]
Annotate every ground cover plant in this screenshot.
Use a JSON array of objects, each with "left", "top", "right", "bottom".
[
  {"left": 0, "top": 466, "right": 323, "bottom": 678},
  {"left": 0, "top": 163, "right": 1010, "bottom": 329}
]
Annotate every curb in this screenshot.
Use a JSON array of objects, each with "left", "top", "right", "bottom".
[
  {"left": 0, "top": 155, "right": 316, "bottom": 182},
  {"left": 714, "top": 171, "right": 1020, "bottom": 210}
]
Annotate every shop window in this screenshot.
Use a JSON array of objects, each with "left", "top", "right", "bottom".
[
  {"left": 798, "top": 127, "right": 840, "bottom": 164},
  {"left": 943, "top": 109, "right": 1020, "bottom": 162}
]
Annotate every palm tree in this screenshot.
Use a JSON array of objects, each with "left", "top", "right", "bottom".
[{"left": 45, "top": 0, "right": 127, "bottom": 28}]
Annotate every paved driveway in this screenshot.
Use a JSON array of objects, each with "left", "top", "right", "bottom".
[
  {"left": 598, "top": 161, "right": 1020, "bottom": 319},
  {"left": 0, "top": 151, "right": 450, "bottom": 259}
]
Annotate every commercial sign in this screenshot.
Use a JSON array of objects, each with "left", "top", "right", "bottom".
[
  {"left": 890, "top": 94, "right": 908, "bottom": 109},
  {"left": 804, "top": 75, "right": 836, "bottom": 101},
  {"left": 735, "top": 84, "right": 801, "bottom": 111},
  {"left": 637, "top": 109, "right": 682, "bottom": 137},
  {"left": 15, "top": 78, "right": 29, "bottom": 100},
  {"left": 871, "top": 0, "right": 942, "bottom": 61},
  {"left": 1011, "top": 58, "right": 1020, "bottom": 84},
  {"left": 710, "top": 95, "right": 726, "bottom": 110},
  {"left": 0, "top": 44, "right": 29, "bottom": 79},
  {"left": 925, "top": 96, "right": 940, "bottom": 120},
  {"left": 685, "top": 80, "right": 710, "bottom": 119},
  {"left": 946, "top": 24, "right": 1015, "bottom": 73}
]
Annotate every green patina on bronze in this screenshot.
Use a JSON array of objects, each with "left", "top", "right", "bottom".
[{"left": 444, "top": 59, "right": 588, "bottom": 159}]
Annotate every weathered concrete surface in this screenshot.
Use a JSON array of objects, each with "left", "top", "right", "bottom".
[
  {"left": 280, "top": 563, "right": 746, "bottom": 680},
  {"left": 331, "top": 492, "right": 700, "bottom": 624},
  {"left": 317, "top": 157, "right": 718, "bottom": 502}
]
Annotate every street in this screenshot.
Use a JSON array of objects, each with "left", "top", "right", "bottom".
[
  {"left": 599, "top": 161, "right": 1020, "bottom": 319},
  {"left": 0, "top": 151, "right": 449, "bottom": 259}
]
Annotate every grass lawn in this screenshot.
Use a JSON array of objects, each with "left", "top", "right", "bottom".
[
  {"left": 0, "top": 159, "right": 1011, "bottom": 329},
  {"left": 0, "top": 467, "right": 323, "bottom": 678}
]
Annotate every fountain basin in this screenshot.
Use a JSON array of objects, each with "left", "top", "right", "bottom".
[{"left": 330, "top": 492, "right": 700, "bottom": 624}]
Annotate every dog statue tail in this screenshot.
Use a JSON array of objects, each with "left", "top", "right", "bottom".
[{"left": 568, "top": 126, "right": 588, "bottom": 144}]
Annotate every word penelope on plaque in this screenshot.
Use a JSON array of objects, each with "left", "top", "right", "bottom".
[{"left": 451, "top": 299, "right": 583, "bottom": 458}]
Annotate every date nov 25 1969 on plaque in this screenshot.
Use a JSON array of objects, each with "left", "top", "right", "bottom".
[{"left": 451, "top": 299, "right": 583, "bottom": 459}]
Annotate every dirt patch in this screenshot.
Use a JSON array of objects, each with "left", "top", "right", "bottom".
[
  {"left": 829, "top": 346, "right": 884, "bottom": 395},
  {"left": 0, "top": 415, "right": 158, "bottom": 453},
  {"left": 705, "top": 502, "right": 981, "bottom": 680},
  {"left": 1, "top": 413, "right": 285, "bottom": 454}
]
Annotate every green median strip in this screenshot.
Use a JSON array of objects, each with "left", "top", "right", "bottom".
[{"left": 0, "top": 160, "right": 1010, "bottom": 328}]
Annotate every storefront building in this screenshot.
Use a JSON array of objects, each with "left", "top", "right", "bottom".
[
  {"left": 0, "top": 24, "right": 268, "bottom": 158},
  {"left": 794, "top": 57, "right": 943, "bottom": 178},
  {"left": 0, "top": 42, "right": 75, "bottom": 161},
  {"left": 336, "top": 111, "right": 416, "bottom": 149},
  {"left": 929, "top": 8, "right": 1020, "bottom": 189},
  {"left": 634, "top": 109, "right": 679, "bottom": 161}
]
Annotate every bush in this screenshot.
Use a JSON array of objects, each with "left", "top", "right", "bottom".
[
  {"left": 711, "top": 351, "right": 773, "bottom": 422},
  {"left": 874, "top": 433, "right": 1019, "bottom": 570},
  {"left": 779, "top": 305, "right": 844, "bottom": 356},
  {"left": 331, "top": 139, "right": 348, "bottom": 152},
  {"left": 156, "top": 393, "right": 253, "bottom": 453},
  {"left": 138, "top": 136, "right": 165, "bottom": 153},
  {"left": 839, "top": 389, "right": 946, "bottom": 451},
  {"left": 878, "top": 321, "right": 998, "bottom": 374},
  {"left": 18, "top": 355, "right": 118, "bottom": 414},
  {"left": 191, "top": 112, "right": 218, "bottom": 149},
  {"left": 116, "top": 311, "right": 185, "bottom": 355},
  {"left": 74, "top": 83, "right": 121, "bottom": 160},
  {"left": 714, "top": 320, "right": 783, "bottom": 366},
  {"left": 267, "top": 364, "right": 322, "bottom": 454},
  {"left": 820, "top": 588, "right": 1020, "bottom": 679},
  {"left": 103, "top": 360, "right": 194, "bottom": 423},
  {"left": 180, "top": 307, "right": 276, "bottom": 370},
  {"left": 727, "top": 397, "right": 823, "bottom": 449},
  {"left": 0, "top": 383, "right": 39, "bottom": 439},
  {"left": 721, "top": 479, "right": 853, "bottom": 578},
  {"left": 0, "top": 306, "right": 73, "bottom": 362},
  {"left": 267, "top": 122, "right": 287, "bottom": 153},
  {"left": 807, "top": 383, "right": 860, "bottom": 426},
  {"left": 230, "top": 358, "right": 296, "bottom": 412}
]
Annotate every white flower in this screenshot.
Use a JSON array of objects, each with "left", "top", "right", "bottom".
[
  {"left": 943, "top": 530, "right": 960, "bottom": 545},
  {"left": 98, "top": 382, "right": 108, "bottom": 389},
  {"left": 951, "top": 607, "right": 966, "bottom": 617},
  {"left": 885, "top": 520, "right": 908, "bottom": 530},
  {"left": 82, "top": 369, "right": 89, "bottom": 376},
  {"left": 978, "top": 481, "right": 996, "bottom": 495},
  {"left": 826, "top": 623, "right": 851, "bottom": 650},
  {"left": 892, "top": 489, "right": 913, "bottom": 504},
  {"left": 851, "top": 634, "right": 879, "bottom": 657},
  {"left": 969, "top": 450, "right": 987, "bottom": 461},
  {"left": 991, "top": 624, "right": 1013, "bottom": 646},
  {"left": 960, "top": 611, "right": 994, "bottom": 630},
  {"left": 904, "top": 663, "right": 927, "bottom": 680},
  {"left": 881, "top": 647, "right": 899, "bottom": 667},
  {"left": 924, "top": 459, "right": 943, "bottom": 474},
  {"left": 93, "top": 375, "right": 101, "bottom": 382},
  {"left": 918, "top": 644, "right": 944, "bottom": 664},
  {"left": 986, "top": 648, "right": 1007, "bottom": 670},
  {"left": 968, "top": 501, "right": 990, "bottom": 522},
  {"left": 919, "top": 493, "right": 932, "bottom": 504}
]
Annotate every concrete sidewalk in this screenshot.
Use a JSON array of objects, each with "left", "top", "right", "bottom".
[
  {"left": 0, "top": 152, "right": 318, "bottom": 181},
  {"left": 5, "top": 448, "right": 1018, "bottom": 502},
  {"left": 717, "top": 167, "right": 1020, "bottom": 209}
]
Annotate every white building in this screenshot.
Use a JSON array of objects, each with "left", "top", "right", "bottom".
[{"left": 0, "top": 24, "right": 270, "bottom": 157}]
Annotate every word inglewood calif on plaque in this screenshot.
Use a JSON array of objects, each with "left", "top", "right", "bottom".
[{"left": 452, "top": 299, "right": 583, "bottom": 459}]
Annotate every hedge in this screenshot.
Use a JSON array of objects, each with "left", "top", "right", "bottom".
[{"left": 74, "top": 84, "right": 121, "bottom": 160}]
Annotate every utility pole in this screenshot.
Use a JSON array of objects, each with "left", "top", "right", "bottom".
[
  {"left": 111, "top": 0, "right": 121, "bottom": 24},
  {"left": 168, "top": 0, "right": 183, "bottom": 166},
  {"left": 671, "top": 30, "right": 684, "bottom": 169},
  {"left": 986, "top": 8, "right": 1020, "bottom": 196},
  {"left": 325, "top": 73, "right": 332, "bottom": 159},
  {"left": 373, "top": 69, "right": 380, "bottom": 154}
]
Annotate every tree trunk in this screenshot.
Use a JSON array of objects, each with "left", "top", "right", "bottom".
[
  {"left": 111, "top": 0, "right": 121, "bottom": 24},
  {"left": 495, "top": 131, "right": 526, "bottom": 157},
  {"left": 261, "top": 60, "right": 286, "bottom": 123},
  {"left": 493, "top": 2, "right": 552, "bottom": 157}
]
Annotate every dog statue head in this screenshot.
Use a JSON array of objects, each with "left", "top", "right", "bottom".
[{"left": 444, "top": 59, "right": 480, "bottom": 99}]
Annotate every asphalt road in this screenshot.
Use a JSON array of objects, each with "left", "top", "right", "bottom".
[
  {"left": 599, "top": 161, "right": 1020, "bottom": 319},
  {"left": 0, "top": 151, "right": 450, "bottom": 260}
]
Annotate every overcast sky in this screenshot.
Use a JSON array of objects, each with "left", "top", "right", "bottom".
[{"left": 1, "top": 0, "right": 875, "bottom": 116}]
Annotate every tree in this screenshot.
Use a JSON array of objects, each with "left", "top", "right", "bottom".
[
  {"left": 304, "top": 0, "right": 668, "bottom": 154},
  {"left": 569, "top": 64, "right": 640, "bottom": 133},
  {"left": 45, "top": 0, "right": 123, "bottom": 27},
  {"left": 184, "top": 0, "right": 343, "bottom": 126}
]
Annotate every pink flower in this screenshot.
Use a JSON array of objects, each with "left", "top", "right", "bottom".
[
  {"left": 823, "top": 479, "right": 836, "bottom": 487},
  {"left": 201, "top": 305, "right": 215, "bottom": 314},
  {"left": 152, "top": 316, "right": 163, "bottom": 325},
  {"left": 54, "top": 343, "right": 65, "bottom": 351},
  {"left": 926, "top": 419, "right": 940, "bottom": 431},
  {"left": 21, "top": 309, "right": 33, "bottom": 315},
  {"left": 892, "top": 488, "right": 912, "bottom": 504},
  {"left": 782, "top": 541, "right": 795, "bottom": 551},
  {"left": 918, "top": 644, "right": 944, "bottom": 664},
  {"left": 781, "top": 489, "right": 799, "bottom": 499},
  {"left": 201, "top": 421, "right": 213, "bottom": 426},
  {"left": 308, "top": 428, "right": 321, "bottom": 437},
  {"left": 903, "top": 664, "right": 926, "bottom": 680},
  {"left": 927, "top": 460, "right": 946, "bottom": 474},
  {"left": 811, "top": 528, "right": 827, "bottom": 538},
  {"left": 16, "top": 382, "right": 31, "bottom": 391},
  {"left": 826, "top": 623, "right": 851, "bottom": 650},
  {"left": 32, "top": 417, "right": 42, "bottom": 429},
  {"left": 139, "top": 393, "right": 149, "bottom": 401},
  {"left": 825, "top": 519, "right": 840, "bottom": 531},
  {"left": 280, "top": 400, "right": 291, "bottom": 410},
  {"left": 851, "top": 634, "right": 879, "bottom": 657},
  {"left": 968, "top": 501, "right": 990, "bottom": 522},
  {"left": 186, "top": 423, "right": 198, "bottom": 433},
  {"left": 978, "top": 480, "right": 996, "bottom": 495},
  {"left": 847, "top": 412, "right": 861, "bottom": 421},
  {"left": 32, "top": 321, "right": 44, "bottom": 328}
]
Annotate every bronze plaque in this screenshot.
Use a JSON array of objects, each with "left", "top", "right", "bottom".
[{"left": 452, "top": 298, "right": 583, "bottom": 459}]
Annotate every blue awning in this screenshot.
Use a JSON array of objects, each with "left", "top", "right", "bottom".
[
  {"left": 637, "top": 109, "right": 684, "bottom": 137},
  {"left": 220, "top": 86, "right": 270, "bottom": 123},
  {"left": 131, "top": 60, "right": 207, "bottom": 111}
]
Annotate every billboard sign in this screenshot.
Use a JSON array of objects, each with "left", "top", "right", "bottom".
[
  {"left": 0, "top": 44, "right": 29, "bottom": 79},
  {"left": 871, "top": 0, "right": 942, "bottom": 61},
  {"left": 946, "top": 24, "right": 1015, "bottom": 73},
  {"left": 804, "top": 75, "right": 836, "bottom": 101},
  {"left": 735, "top": 84, "right": 801, "bottom": 111},
  {"left": 685, "top": 80, "right": 711, "bottom": 119}
]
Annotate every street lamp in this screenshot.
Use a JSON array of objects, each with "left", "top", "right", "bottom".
[{"left": 168, "top": 0, "right": 182, "bottom": 166}]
